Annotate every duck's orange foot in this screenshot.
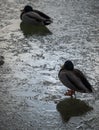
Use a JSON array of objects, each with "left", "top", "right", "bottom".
[{"left": 64, "top": 90, "right": 75, "bottom": 97}]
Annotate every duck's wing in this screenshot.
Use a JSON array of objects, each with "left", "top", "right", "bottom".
[
  {"left": 26, "top": 12, "right": 46, "bottom": 22},
  {"left": 59, "top": 69, "right": 92, "bottom": 92},
  {"left": 74, "top": 69, "right": 93, "bottom": 92},
  {"left": 33, "top": 10, "right": 52, "bottom": 20},
  {"left": 59, "top": 70, "right": 83, "bottom": 92}
]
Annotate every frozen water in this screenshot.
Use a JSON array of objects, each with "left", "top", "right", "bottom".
[{"left": 0, "top": 0, "right": 99, "bottom": 129}]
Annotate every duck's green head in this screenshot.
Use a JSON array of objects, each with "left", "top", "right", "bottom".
[
  {"left": 63, "top": 60, "right": 74, "bottom": 70},
  {"left": 23, "top": 5, "right": 33, "bottom": 12}
]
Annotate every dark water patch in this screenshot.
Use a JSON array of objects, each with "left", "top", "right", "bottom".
[
  {"left": 57, "top": 98, "right": 93, "bottom": 122},
  {"left": 0, "top": 56, "right": 4, "bottom": 66}
]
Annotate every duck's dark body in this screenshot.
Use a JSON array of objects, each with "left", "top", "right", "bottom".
[
  {"left": 58, "top": 61, "right": 93, "bottom": 93},
  {"left": 20, "top": 5, "right": 53, "bottom": 25}
]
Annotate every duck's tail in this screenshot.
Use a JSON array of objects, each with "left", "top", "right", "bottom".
[{"left": 44, "top": 19, "right": 53, "bottom": 25}]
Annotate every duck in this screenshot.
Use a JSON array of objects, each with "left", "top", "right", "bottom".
[
  {"left": 58, "top": 60, "right": 93, "bottom": 97},
  {"left": 20, "top": 5, "right": 53, "bottom": 25}
]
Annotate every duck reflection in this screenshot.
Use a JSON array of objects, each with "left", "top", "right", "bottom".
[
  {"left": 56, "top": 98, "right": 93, "bottom": 122},
  {"left": 0, "top": 56, "right": 4, "bottom": 66},
  {"left": 20, "top": 22, "right": 52, "bottom": 36}
]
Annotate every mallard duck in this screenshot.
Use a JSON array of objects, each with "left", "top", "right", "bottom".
[
  {"left": 58, "top": 60, "right": 93, "bottom": 97},
  {"left": 20, "top": 5, "right": 53, "bottom": 25}
]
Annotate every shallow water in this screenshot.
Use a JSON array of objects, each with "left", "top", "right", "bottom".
[{"left": 0, "top": 0, "right": 99, "bottom": 129}]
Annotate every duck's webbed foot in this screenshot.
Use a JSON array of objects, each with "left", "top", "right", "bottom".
[{"left": 64, "top": 89, "right": 75, "bottom": 97}]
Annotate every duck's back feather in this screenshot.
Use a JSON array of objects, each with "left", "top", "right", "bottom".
[
  {"left": 74, "top": 69, "right": 92, "bottom": 92},
  {"left": 25, "top": 12, "right": 45, "bottom": 20},
  {"left": 21, "top": 12, "right": 45, "bottom": 24},
  {"left": 33, "top": 10, "right": 51, "bottom": 19},
  {"left": 21, "top": 11, "right": 52, "bottom": 25},
  {"left": 33, "top": 10, "right": 53, "bottom": 25}
]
